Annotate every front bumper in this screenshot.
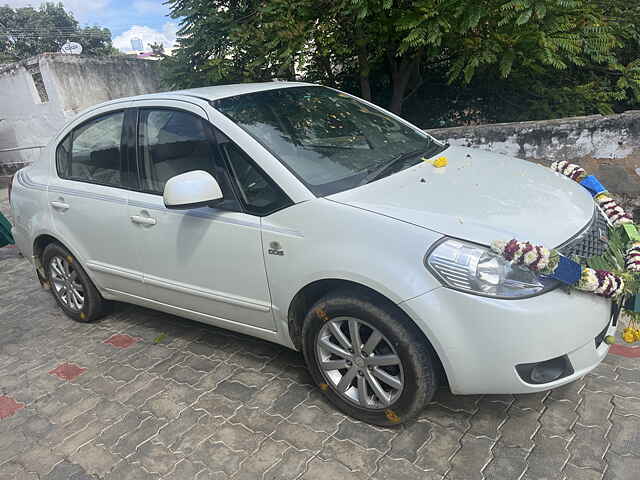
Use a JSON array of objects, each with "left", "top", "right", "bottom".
[{"left": 400, "top": 286, "right": 614, "bottom": 394}]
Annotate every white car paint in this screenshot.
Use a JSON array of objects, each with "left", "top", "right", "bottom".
[
  {"left": 329, "top": 145, "right": 596, "bottom": 247},
  {"left": 9, "top": 82, "right": 614, "bottom": 395},
  {"left": 163, "top": 170, "right": 223, "bottom": 208}
]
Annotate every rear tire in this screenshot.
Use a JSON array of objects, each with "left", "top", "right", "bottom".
[
  {"left": 43, "top": 243, "right": 105, "bottom": 322},
  {"left": 302, "top": 289, "right": 438, "bottom": 426}
]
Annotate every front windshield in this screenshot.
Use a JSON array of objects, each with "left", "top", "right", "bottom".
[{"left": 212, "top": 86, "right": 444, "bottom": 196}]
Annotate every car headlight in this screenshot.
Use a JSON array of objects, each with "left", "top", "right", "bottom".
[{"left": 426, "top": 238, "right": 558, "bottom": 298}]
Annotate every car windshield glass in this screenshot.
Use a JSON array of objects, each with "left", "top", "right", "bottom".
[{"left": 212, "top": 86, "right": 444, "bottom": 196}]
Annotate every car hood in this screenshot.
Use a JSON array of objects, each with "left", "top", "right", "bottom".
[{"left": 328, "top": 146, "right": 594, "bottom": 247}]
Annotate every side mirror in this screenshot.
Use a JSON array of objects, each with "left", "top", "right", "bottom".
[{"left": 163, "top": 170, "right": 223, "bottom": 209}]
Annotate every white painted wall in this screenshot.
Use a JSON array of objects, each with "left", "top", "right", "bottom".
[{"left": 0, "top": 53, "right": 160, "bottom": 170}]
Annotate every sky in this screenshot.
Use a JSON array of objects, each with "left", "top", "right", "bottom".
[{"left": 4, "top": 0, "right": 179, "bottom": 52}]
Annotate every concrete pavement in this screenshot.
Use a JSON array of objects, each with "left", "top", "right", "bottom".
[{"left": 1, "top": 189, "right": 639, "bottom": 480}]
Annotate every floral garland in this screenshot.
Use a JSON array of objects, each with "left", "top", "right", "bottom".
[
  {"left": 551, "top": 160, "right": 586, "bottom": 182},
  {"left": 627, "top": 243, "right": 640, "bottom": 273},
  {"left": 551, "top": 160, "right": 633, "bottom": 226},
  {"left": 595, "top": 194, "right": 633, "bottom": 226},
  {"left": 490, "top": 240, "right": 625, "bottom": 298},
  {"left": 490, "top": 240, "right": 554, "bottom": 274},
  {"left": 494, "top": 160, "right": 640, "bottom": 343}
]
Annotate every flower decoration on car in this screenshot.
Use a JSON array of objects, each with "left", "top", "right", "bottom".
[
  {"left": 595, "top": 194, "right": 633, "bottom": 226},
  {"left": 551, "top": 160, "right": 586, "bottom": 181},
  {"left": 490, "top": 239, "right": 556, "bottom": 273},
  {"left": 423, "top": 156, "right": 448, "bottom": 168},
  {"left": 433, "top": 156, "right": 448, "bottom": 168},
  {"left": 491, "top": 240, "right": 624, "bottom": 299},
  {"left": 626, "top": 242, "right": 640, "bottom": 273},
  {"left": 623, "top": 318, "right": 640, "bottom": 343},
  {"left": 493, "top": 161, "right": 640, "bottom": 343}
]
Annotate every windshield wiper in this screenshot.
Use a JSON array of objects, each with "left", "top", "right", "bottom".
[{"left": 359, "top": 148, "right": 426, "bottom": 186}]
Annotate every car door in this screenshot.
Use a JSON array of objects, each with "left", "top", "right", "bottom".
[
  {"left": 48, "top": 105, "right": 145, "bottom": 296},
  {"left": 127, "top": 101, "right": 286, "bottom": 331}
]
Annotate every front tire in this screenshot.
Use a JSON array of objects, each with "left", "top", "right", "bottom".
[
  {"left": 302, "top": 290, "right": 438, "bottom": 426},
  {"left": 43, "top": 243, "right": 105, "bottom": 322}
]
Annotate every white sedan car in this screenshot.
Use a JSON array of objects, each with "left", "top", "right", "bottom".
[{"left": 9, "top": 82, "right": 616, "bottom": 425}]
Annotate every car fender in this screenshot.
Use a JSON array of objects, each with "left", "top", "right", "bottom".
[
  {"left": 261, "top": 199, "right": 443, "bottom": 342},
  {"left": 30, "top": 226, "right": 106, "bottom": 292}
]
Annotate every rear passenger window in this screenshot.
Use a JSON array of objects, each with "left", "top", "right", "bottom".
[
  {"left": 138, "top": 109, "right": 217, "bottom": 194},
  {"left": 56, "top": 111, "right": 125, "bottom": 187}
]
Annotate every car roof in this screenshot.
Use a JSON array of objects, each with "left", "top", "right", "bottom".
[{"left": 94, "top": 81, "right": 315, "bottom": 109}]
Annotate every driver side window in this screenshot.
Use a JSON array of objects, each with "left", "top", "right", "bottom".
[{"left": 214, "top": 130, "right": 291, "bottom": 216}]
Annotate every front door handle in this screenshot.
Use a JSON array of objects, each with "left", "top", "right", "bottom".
[
  {"left": 50, "top": 200, "right": 69, "bottom": 211},
  {"left": 130, "top": 215, "right": 157, "bottom": 226}
]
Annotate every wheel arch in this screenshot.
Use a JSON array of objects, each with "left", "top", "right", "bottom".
[
  {"left": 286, "top": 278, "right": 447, "bottom": 384},
  {"left": 32, "top": 233, "right": 94, "bottom": 288}
]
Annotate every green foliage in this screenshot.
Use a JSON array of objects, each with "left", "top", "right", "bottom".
[
  {"left": 588, "top": 225, "right": 640, "bottom": 308},
  {"left": 588, "top": 225, "right": 628, "bottom": 274},
  {"left": 0, "top": 2, "right": 114, "bottom": 63},
  {"left": 149, "top": 42, "right": 165, "bottom": 56},
  {"left": 162, "top": 0, "right": 640, "bottom": 123}
]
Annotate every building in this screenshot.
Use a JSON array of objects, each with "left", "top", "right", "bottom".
[{"left": 0, "top": 53, "right": 161, "bottom": 175}]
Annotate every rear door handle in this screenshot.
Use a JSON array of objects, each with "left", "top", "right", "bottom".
[
  {"left": 130, "top": 215, "right": 157, "bottom": 226},
  {"left": 50, "top": 201, "right": 69, "bottom": 211}
]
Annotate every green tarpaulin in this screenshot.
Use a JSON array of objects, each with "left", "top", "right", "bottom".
[{"left": 0, "top": 211, "right": 14, "bottom": 247}]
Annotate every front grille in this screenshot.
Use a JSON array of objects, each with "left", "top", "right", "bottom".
[{"left": 558, "top": 208, "right": 610, "bottom": 259}]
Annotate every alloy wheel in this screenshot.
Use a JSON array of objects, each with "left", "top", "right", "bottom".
[
  {"left": 315, "top": 316, "right": 404, "bottom": 409},
  {"left": 49, "top": 255, "right": 85, "bottom": 311}
]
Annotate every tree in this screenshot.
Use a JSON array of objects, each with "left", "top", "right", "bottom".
[
  {"left": 401, "top": 0, "right": 640, "bottom": 126},
  {"left": 149, "top": 41, "right": 165, "bottom": 56},
  {"left": 164, "top": 0, "right": 640, "bottom": 119},
  {"left": 0, "top": 2, "right": 114, "bottom": 63}
]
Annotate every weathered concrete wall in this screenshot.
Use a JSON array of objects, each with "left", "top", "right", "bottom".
[
  {"left": 0, "top": 57, "right": 67, "bottom": 172},
  {"left": 45, "top": 54, "right": 161, "bottom": 114},
  {"left": 426, "top": 112, "right": 640, "bottom": 192},
  {"left": 427, "top": 111, "right": 640, "bottom": 216},
  {"left": 0, "top": 53, "right": 160, "bottom": 173}
]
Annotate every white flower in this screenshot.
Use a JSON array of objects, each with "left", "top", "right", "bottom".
[
  {"left": 514, "top": 244, "right": 528, "bottom": 263},
  {"left": 536, "top": 248, "right": 550, "bottom": 270},
  {"left": 596, "top": 195, "right": 613, "bottom": 206},
  {"left": 523, "top": 250, "right": 538, "bottom": 266},
  {"left": 579, "top": 268, "right": 599, "bottom": 292},
  {"left": 626, "top": 243, "right": 640, "bottom": 272},
  {"left": 609, "top": 275, "right": 624, "bottom": 298},
  {"left": 616, "top": 217, "right": 632, "bottom": 226},
  {"left": 596, "top": 275, "right": 611, "bottom": 295},
  {"left": 491, "top": 240, "right": 507, "bottom": 254},
  {"left": 537, "top": 256, "right": 549, "bottom": 271}
]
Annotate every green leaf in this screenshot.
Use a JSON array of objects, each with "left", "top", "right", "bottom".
[
  {"left": 153, "top": 333, "right": 167, "bottom": 344},
  {"left": 516, "top": 9, "right": 532, "bottom": 25}
]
